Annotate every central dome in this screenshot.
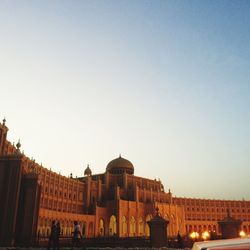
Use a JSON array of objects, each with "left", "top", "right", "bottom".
[{"left": 106, "top": 155, "right": 134, "bottom": 175}]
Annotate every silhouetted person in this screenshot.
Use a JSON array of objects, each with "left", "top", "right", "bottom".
[
  {"left": 177, "top": 231, "right": 183, "bottom": 248},
  {"left": 72, "top": 221, "right": 82, "bottom": 247},
  {"left": 55, "top": 222, "right": 61, "bottom": 250},
  {"left": 48, "top": 220, "right": 57, "bottom": 250}
]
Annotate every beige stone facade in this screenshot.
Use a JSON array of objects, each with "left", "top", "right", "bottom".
[{"left": 0, "top": 120, "right": 249, "bottom": 246}]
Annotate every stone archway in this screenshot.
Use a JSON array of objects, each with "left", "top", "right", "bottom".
[
  {"left": 145, "top": 214, "right": 152, "bottom": 237},
  {"left": 170, "top": 214, "right": 175, "bottom": 236},
  {"left": 130, "top": 216, "right": 136, "bottom": 236},
  {"left": 82, "top": 221, "right": 86, "bottom": 237},
  {"left": 88, "top": 222, "right": 94, "bottom": 237},
  {"left": 99, "top": 218, "right": 105, "bottom": 236},
  {"left": 121, "top": 216, "right": 127, "bottom": 237},
  {"left": 109, "top": 215, "right": 117, "bottom": 236},
  {"left": 164, "top": 214, "right": 170, "bottom": 235},
  {"left": 138, "top": 217, "right": 144, "bottom": 236}
]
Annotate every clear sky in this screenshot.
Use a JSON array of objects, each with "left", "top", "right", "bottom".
[{"left": 0, "top": 0, "right": 249, "bottom": 200}]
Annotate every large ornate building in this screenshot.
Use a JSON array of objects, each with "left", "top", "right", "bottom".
[{"left": 0, "top": 119, "right": 249, "bottom": 246}]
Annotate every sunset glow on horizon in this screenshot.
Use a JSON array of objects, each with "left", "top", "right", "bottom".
[{"left": 0, "top": 0, "right": 249, "bottom": 200}]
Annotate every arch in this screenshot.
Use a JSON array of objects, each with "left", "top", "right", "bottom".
[
  {"left": 69, "top": 221, "right": 74, "bottom": 237},
  {"left": 170, "top": 214, "right": 175, "bottom": 224},
  {"left": 109, "top": 215, "right": 117, "bottom": 236},
  {"left": 129, "top": 216, "right": 136, "bottom": 236},
  {"left": 145, "top": 214, "right": 152, "bottom": 237},
  {"left": 88, "top": 222, "right": 94, "bottom": 237},
  {"left": 168, "top": 214, "right": 176, "bottom": 236},
  {"left": 138, "top": 217, "right": 144, "bottom": 235},
  {"left": 164, "top": 214, "right": 170, "bottom": 235},
  {"left": 99, "top": 218, "right": 105, "bottom": 236},
  {"left": 164, "top": 214, "right": 169, "bottom": 220},
  {"left": 45, "top": 218, "right": 48, "bottom": 227},
  {"left": 59, "top": 220, "right": 62, "bottom": 236},
  {"left": 121, "top": 216, "right": 127, "bottom": 236},
  {"left": 46, "top": 219, "right": 52, "bottom": 237},
  {"left": 82, "top": 221, "right": 86, "bottom": 237}
]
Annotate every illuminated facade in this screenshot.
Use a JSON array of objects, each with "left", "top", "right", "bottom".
[{"left": 0, "top": 120, "right": 250, "bottom": 246}]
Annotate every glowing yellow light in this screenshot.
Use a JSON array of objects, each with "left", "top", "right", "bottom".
[
  {"left": 190, "top": 231, "right": 199, "bottom": 239},
  {"left": 239, "top": 230, "right": 246, "bottom": 237},
  {"left": 190, "top": 232, "right": 195, "bottom": 239},
  {"left": 202, "top": 231, "right": 210, "bottom": 240}
]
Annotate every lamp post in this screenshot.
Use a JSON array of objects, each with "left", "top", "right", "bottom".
[
  {"left": 190, "top": 231, "right": 199, "bottom": 241},
  {"left": 202, "top": 231, "right": 210, "bottom": 240},
  {"left": 239, "top": 230, "right": 246, "bottom": 237}
]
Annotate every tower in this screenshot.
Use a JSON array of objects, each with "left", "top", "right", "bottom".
[{"left": 0, "top": 118, "right": 8, "bottom": 156}]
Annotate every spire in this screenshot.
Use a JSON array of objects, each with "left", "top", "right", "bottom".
[
  {"left": 16, "top": 139, "right": 21, "bottom": 150},
  {"left": 2, "top": 117, "right": 6, "bottom": 126}
]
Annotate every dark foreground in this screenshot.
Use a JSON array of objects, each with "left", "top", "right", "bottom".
[
  {"left": 0, "top": 248, "right": 188, "bottom": 250},
  {"left": 0, "top": 236, "right": 192, "bottom": 249}
]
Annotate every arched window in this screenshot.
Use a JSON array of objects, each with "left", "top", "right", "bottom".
[
  {"left": 121, "top": 216, "right": 127, "bottom": 236},
  {"left": 130, "top": 216, "right": 136, "bottom": 236},
  {"left": 138, "top": 217, "right": 144, "bottom": 235},
  {"left": 171, "top": 214, "right": 175, "bottom": 224},
  {"left": 66, "top": 221, "right": 70, "bottom": 236},
  {"left": 145, "top": 214, "right": 152, "bottom": 236},
  {"left": 88, "top": 222, "right": 94, "bottom": 237},
  {"left": 82, "top": 222, "right": 86, "bottom": 237},
  {"left": 99, "top": 218, "right": 105, "bottom": 236},
  {"left": 109, "top": 215, "right": 117, "bottom": 236}
]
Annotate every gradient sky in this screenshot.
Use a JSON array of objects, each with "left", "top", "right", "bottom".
[{"left": 0, "top": 0, "right": 249, "bottom": 200}]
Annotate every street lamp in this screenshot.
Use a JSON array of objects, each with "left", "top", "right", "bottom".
[
  {"left": 239, "top": 230, "right": 246, "bottom": 237},
  {"left": 190, "top": 231, "right": 199, "bottom": 240},
  {"left": 202, "top": 231, "right": 210, "bottom": 240}
]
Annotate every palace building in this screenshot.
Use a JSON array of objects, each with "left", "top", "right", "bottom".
[{"left": 0, "top": 119, "right": 250, "bottom": 246}]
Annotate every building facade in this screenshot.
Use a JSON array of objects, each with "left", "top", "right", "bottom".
[{"left": 0, "top": 120, "right": 249, "bottom": 246}]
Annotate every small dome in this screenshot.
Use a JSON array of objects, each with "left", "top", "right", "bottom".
[
  {"left": 106, "top": 155, "right": 134, "bottom": 175},
  {"left": 84, "top": 165, "right": 92, "bottom": 176}
]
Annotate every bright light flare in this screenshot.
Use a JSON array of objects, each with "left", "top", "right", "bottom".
[
  {"left": 190, "top": 231, "right": 199, "bottom": 239},
  {"left": 239, "top": 230, "right": 246, "bottom": 237},
  {"left": 202, "top": 231, "right": 210, "bottom": 240}
]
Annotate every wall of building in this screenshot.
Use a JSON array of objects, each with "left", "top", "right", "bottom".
[
  {"left": 1, "top": 120, "right": 250, "bottom": 246},
  {"left": 173, "top": 197, "right": 250, "bottom": 235}
]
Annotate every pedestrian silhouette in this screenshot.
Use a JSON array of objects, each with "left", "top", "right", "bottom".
[
  {"left": 47, "top": 220, "right": 57, "bottom": 250},
  {"left": 55, "top": 222, "right": 61, "bottom": 250},
  {"left": 177, "top": 231, "right": 183, "bottom": 248},
  {"left": 72, "top": 221, "right": 82, "bottom": 247}
]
